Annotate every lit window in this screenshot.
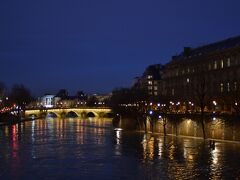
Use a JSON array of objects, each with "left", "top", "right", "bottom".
[
  {"left": 227, "top": 82, "right": 230, "bottom": 92},
  {"left": 148, "top": 86, "right": 152, "bottom": 90},
  {"left": 187, "top": 78, "right": 190, "bottom": 83},
  {"left": 154, "top": 86, "right": 158, "bottom": 90},
  {"left": 221, "top": 60, "right": 224, "bottom": 68},
  {"left": 147, "top": 75, "right": 153, "bottom": 79},
  {"left": 208, "top": 64, "right": 211, "bottom": 70},
  {"left": 154, "top": 92, "right": 158, "bottom": 96},
  {"left": 214, "top": 61, "right": 217, "bottom": 69},
  {"left": 148, "top": 81, "right": 152, "bottom": 85},
  {"left": 227, "top": 58, "right": 231, "bottom": 67},
  {"left": 187, "top": 68, "right": 190, "bottom": 73},
  {"left": 220, "top": 83, "right": 224, "bottom": 93},
  {"left": 234, "top": 82, "right": 237, "bottom": 91}
]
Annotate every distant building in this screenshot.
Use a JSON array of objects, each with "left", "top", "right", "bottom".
[
  {"left": 41, "top": 94, "right": 55, "bottom": 108},
  {"left": 90, "top": 93, "right": 111, "bottom": 106},
  {"left": 133, "top": 64, "right": 164, "bottom": 97}
]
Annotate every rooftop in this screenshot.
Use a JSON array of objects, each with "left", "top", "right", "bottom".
[{"left": 172, "top": 35, "right": 240, "bottom": 61}]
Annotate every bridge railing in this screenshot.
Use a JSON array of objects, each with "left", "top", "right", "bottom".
[{"left": 25, "top": 106, "right": 111, "bottom": 110}]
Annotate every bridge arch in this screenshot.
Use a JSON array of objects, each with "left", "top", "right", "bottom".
[
  {"left": 28, "top": 114, "right": 38, "bottom": 118},
  {"left": 86, "top": 112, "right": 96, "bottom": 117},
  {"left": 66, "top": 111, "right": 78, "bottom": 118},
  {"left": 25, "top": 107, "right": 112, "bottom": 119},
  {"left": 46, "top": 112, "right": 58, "bottom": 118}
]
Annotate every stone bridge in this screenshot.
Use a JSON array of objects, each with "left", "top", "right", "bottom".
[{"left": 25, "top": 107, "right": 113, "bottom": 118}]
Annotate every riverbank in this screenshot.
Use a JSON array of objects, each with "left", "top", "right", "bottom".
[
  {"left": 0, "top": 113, "right": 39, "bottom": 126},
  {"left": 113, "top": 114, "right": 240, "bottom": 142},
  {"left": 136, "top": 130, "right": 240, "bottom": 144}
]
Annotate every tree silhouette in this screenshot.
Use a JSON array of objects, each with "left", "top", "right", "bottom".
[
  {"left": 9, "top": 84, "right": 33, "bottom": 117},
  {"left": 0, "top": 82, "right": 6, "bottom": 108},
  {"left": 76, "top": 90, "right": 87, "bottom": 101},
  {"left": 193, "top": 75, "right": 208, "bottom": 139},
  {"left": 0, "top": 82, "right": 5, "bottom": 100},
  {"left": 87, "top": 96, "right": 98, "bottom": 107},
  {"left": 56, "top": 89, "right": 68, "bottom": 99}
]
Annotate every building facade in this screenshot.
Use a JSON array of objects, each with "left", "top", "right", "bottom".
[
  {"left": 133, "top": 64, "right": 164, "bottom": 97},
  {"left": 161, "top": 36, "right": 240, "bottom": 113}
]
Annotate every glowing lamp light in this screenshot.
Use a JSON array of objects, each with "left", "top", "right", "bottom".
[
  {"left": 157, "top": 103, "right": 160, "bottom": 107},
  {"left": 149, "top": 110, "right": 153, "bottom": 115},
  {"left": 158, "top": 115, "right": 162, "bottom": 119},
  {"left": 213, "top": 101, "right": 217, "bottom": 106}
]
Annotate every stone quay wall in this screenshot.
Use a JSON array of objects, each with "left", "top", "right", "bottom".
[{"left": 117, "top": 114, "right": 240, "bottom": 141}]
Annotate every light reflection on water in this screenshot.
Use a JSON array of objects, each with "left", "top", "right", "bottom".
[{"left": 0, "top": 118, "right": 240, "bottom": 179}]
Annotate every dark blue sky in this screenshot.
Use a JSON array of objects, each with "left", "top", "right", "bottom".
[{"left": 1, "top": 0, "right": 240, "bottom": 96}]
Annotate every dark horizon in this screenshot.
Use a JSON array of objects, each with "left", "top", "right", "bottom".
[{"left": 1, "top": 0, "right": 240, "bottom": 96}]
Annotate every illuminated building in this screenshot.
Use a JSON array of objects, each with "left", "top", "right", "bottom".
[
  {"left": 133, "top": 64, "right": 165, "bottom": 97},
  {"left": 161, "top": 36, "right": 240, "bottom": 113},
  {"left": 41, "top": 95, "right": 58, "bottom": 108}
]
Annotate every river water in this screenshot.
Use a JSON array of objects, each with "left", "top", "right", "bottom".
[{"left": 0, "top": 118, "right": 240, "bottom": 179}]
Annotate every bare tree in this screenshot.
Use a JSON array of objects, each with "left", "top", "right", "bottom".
[
  {"left": 230, "top": 82, "right": 240, "bottom": 115},
  {"left": 0, "top": 82, "right": 5, "bottom": 100},
  {"left": 193, "top": 76, "right": 208, "bottom": 139},
  {"left": 160, "top": 102, "right": 170, "bottom": 137},
  {"left": 10, "top": 84, "right": 33, "bottom": 118}
]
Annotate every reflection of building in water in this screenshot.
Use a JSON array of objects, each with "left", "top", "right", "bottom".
[
  {"left": 211, "top": 146, "right": 219, "bottom": 165},
  {"left": 142, "top": 134, "right": 155, "bottom": 161},
  {"left": 12, "top": 125, "right": 18, "bottom": 159},
  {"left": 210, "top": 143, "right": 224, "bottom": 178},
  {"left": 158, "top": 138, "right": 164, "bottom": 158},
  {"left": 114, "top": 129, "right": 122, "bottom": 156},
  {"left": 115, "top": 129, "right": 121, "bottom": 145}
]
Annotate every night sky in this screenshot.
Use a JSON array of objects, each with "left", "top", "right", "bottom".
[{"left": 1, "top": 0, "right": 240, "bottom": 96}]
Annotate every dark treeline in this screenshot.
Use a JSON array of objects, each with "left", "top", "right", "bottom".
[{"left": 0, "top": 82, "right": 33, "bottom": 109}]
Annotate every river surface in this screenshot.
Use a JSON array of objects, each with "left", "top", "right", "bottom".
[{"left": 0, "top": 118, "right": 240, "bottom": 180}]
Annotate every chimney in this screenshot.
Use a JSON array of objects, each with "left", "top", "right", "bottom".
[{"left": 183, "top": 47, "right": 191, "bottom": 56}]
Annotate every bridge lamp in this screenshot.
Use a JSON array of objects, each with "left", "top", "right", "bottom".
[{"left": 157, "top": 103, "right": 160, "bottom": 107}]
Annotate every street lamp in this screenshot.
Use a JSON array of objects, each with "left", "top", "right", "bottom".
[{"left": 213, "top": 101, "right": 217, "bottom": 106}]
